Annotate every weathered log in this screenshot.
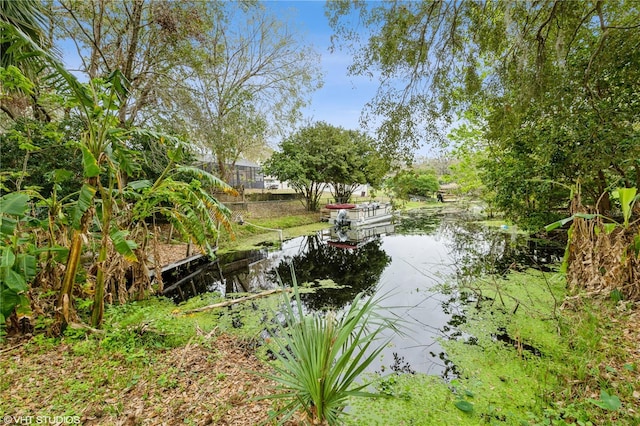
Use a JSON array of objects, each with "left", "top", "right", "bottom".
[{"left": 181, "top": 288, "right": 291, "bottom": 314}]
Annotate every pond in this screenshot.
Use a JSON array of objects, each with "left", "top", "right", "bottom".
[{"left": 165, "top": 207, "right": 564, "bottom": 377}]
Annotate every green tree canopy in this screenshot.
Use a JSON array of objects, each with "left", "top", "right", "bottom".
[
  {"left": 328, "top": 0, "right": 640, "bottom": 227},
  {"left": 263, "top": 122, "right": 389, "bottom": 210},
  {"left": 386, "top": 168, "right": 439, "bottom": 201},
  {"left": 326, "top": 129, "right": 389, "bottom": 203}
]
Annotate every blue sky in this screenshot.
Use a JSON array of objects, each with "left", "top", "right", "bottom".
[
  {"left": 61, "top": 1, "right": 377, "bottom": 133},
  {"left": 265, "top": 1, "right": 379, "bottom": 132},
  {"left": 268, "top": 2, "right": 441, "bottom": 158}
]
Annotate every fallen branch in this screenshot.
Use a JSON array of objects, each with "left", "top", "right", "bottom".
[
  {"left": 0, "top": 341, "right": 26, "bottom": 354},
  {"left": 181, "top": 288, "right": 292, "bottom": 314},
  {"left": 178, "top": 337, "right": 195, "bottom": 370},
  {"left": 69, "top": 322, "right": 106, "bottom": 335},
  {"left": 563, "top": 289, "right": 609, "bottom": 301}
]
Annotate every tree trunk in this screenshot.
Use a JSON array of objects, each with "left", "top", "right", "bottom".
[
  {"left": 596, "top": 169, "right": 611, "bottom": 214},
  {"left": 90, "top": 238, "right": 108, "bottom": 327},
  {"left": 88, "top": 0, "right": 105, "bottom": 79},
  {"left": 55, "top": 178, "right": 97, "bottom": 333},
  {"left": 118, "top": 0, "right": 144, "bottom": 126},
  {"left": 56, "top": 228, "right": 84, "bottom": 332}
]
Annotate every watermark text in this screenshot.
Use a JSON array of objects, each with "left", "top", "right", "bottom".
[{"left": 3, "top": 415, "right": 81, "bottom": 425}]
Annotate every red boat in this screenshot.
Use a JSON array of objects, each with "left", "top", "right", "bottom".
[{"left": 325, "top": 203, "right": 356, "bottom": 210}]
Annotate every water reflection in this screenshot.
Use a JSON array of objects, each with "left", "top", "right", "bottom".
[
  {"left": 440, "top": 218, "right": 564, "bottom": 280},
  {"left": 162, "top": 248, "right": 274, "bottom": 303},
  {"left": 394, "top": 210, "right": 443, "bottom": 235},
  {"left": 269, "top": 233, "right": 391, "bottom": 311},
  {"left": 397, "top": 209, "right": 564, "bottom": 279},
  {"left": 164, "top": 208, "right": 564, "bottom": 377}
]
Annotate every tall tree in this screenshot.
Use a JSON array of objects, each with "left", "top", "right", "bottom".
[
  {"left": 53, "top": 0, "right": 210, "bottom": 126},
  {"left": 55, "top": 1, "right": 322, "bottom": 184},
  {"left": 263, "top": 122, "right": 388, "bottom": 210},
  {"left": 262, "top": 122, "right": 334, "bottom": 211},
  {"left": 171, "top": 3, "right": 322, "bottom": 184},
  {"left": 325, "top": 129, "right": 388, "bottom": 203}
]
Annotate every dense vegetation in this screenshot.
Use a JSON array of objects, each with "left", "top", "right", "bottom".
[
  {"left": 0, "top": 1, "right": 321, "bottom": 333},
  {"left": 1, "top": 1, "right": 640, "bottom": 425},
  {"left": 328, "top": 0, "right": 640, "bottom": 227},
  {"left": 385, "top": 168, "right": 440, "bottom": 201},
  {"left": 328, "top": 0, "right": 640, "bottom": 300}
]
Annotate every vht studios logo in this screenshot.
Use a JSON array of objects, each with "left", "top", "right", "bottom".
[{"left": 3, "top": 416, "right": 81, "bottom": 425}]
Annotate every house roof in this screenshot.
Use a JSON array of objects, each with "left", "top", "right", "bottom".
[
  {"left": 234, "top": 158, "right": 261, "bottom": 168},
  {"left": 195, "top": 154, "right": 260, "bottom": 168},
  {"left": 439, "top": 183, "right": 460, "bottom": 190}
]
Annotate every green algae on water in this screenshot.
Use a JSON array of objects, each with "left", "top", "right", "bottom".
[{"left": 347, "top": 270, "right": 569, "bottom": 425}]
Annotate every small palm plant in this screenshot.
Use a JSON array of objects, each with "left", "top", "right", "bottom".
[{"left": 261, "top": 268, "right": 399, "bottom": 425}]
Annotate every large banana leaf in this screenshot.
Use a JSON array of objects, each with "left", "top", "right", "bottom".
[
  {"left": 544, "top": 213, "right": 598, "bottom": 232},
  {"left": 0, "top": 247, "right": 16, "bottom": 268},
  {"left": 109, "top": 229, "right": 138, "bottom": 263},
  {"left": 81, "top": 145, "right": 101, "bottom": 178},
  {"left": 0, "top": 192, "right": 29, "bottom": 217},
  {"left": 71, "top": 184, "right": 96, "bottom": 230},
  {"left": 614, "top": 187, "right": 638, "bottom": 228},
  {"left": 0, "top": 19, "right": 93, "bottom": 109},
  {"left": 0, "top": 287, "right": 20, "bottom": 317},
  {"left": 14, "top": 253, "right": 36, "bottom": 281}
]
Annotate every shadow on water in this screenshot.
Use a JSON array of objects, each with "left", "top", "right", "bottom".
[
  {"left": 268, "top": 234, "right": 391, "bottom": 311},
  {"left": 162, "top": 248, "right": 272, "bottom": 303},
  {"left": 163, "top": 207, "right": 566, "bottom": 377}
]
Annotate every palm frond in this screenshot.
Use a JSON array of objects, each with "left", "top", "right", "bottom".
[
  {"left": 130, "top": 177, "right": 233, "bottom": 258},
  {"left": 174, "top": 165, "right": 238, "bottom": 196},
  {"left": 258, "top": 267, "right": 399, "bottom": 425}
]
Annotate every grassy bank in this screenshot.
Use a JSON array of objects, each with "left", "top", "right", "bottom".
[
  {"left": 218, "top": 212, "right": 329, "bottom": 253},
  {"left": 3, "top": 270, "right": 637, "bottom": 424}
]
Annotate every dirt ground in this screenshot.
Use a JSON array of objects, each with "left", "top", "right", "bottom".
[
  {"left": 155, "top": 242, "right": 198, "bottom": 267},
  {"left": 0, "top": 334, "right": 295, "bottom": 426}
]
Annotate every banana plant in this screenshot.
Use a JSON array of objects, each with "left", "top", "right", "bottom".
[
  {"left": 128, "top": 134, "right": 238, "bottom": 257},
  {"left": 1, "top": 8, "right": 118, "bottom": 329},
  {"left": 545, "top": 186, "right": 640, "bottom": 232},
  {"left": 613, "top": 187, "right": 640, "bottom": 258},
  {"left": 612, "top": 187, "right": 639, "bottom": 229},
  {"left": 0, "top": 192, "right": 36, "bottom": 333},
  {"left": 3, "top": 17, "right": 238, "bottom": 330},
  {"left": 545, "top": 186, "right": 640, "bottom": 264},
  {"left": 54, "top": 73, "right": 127, "bottom": 329}
]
